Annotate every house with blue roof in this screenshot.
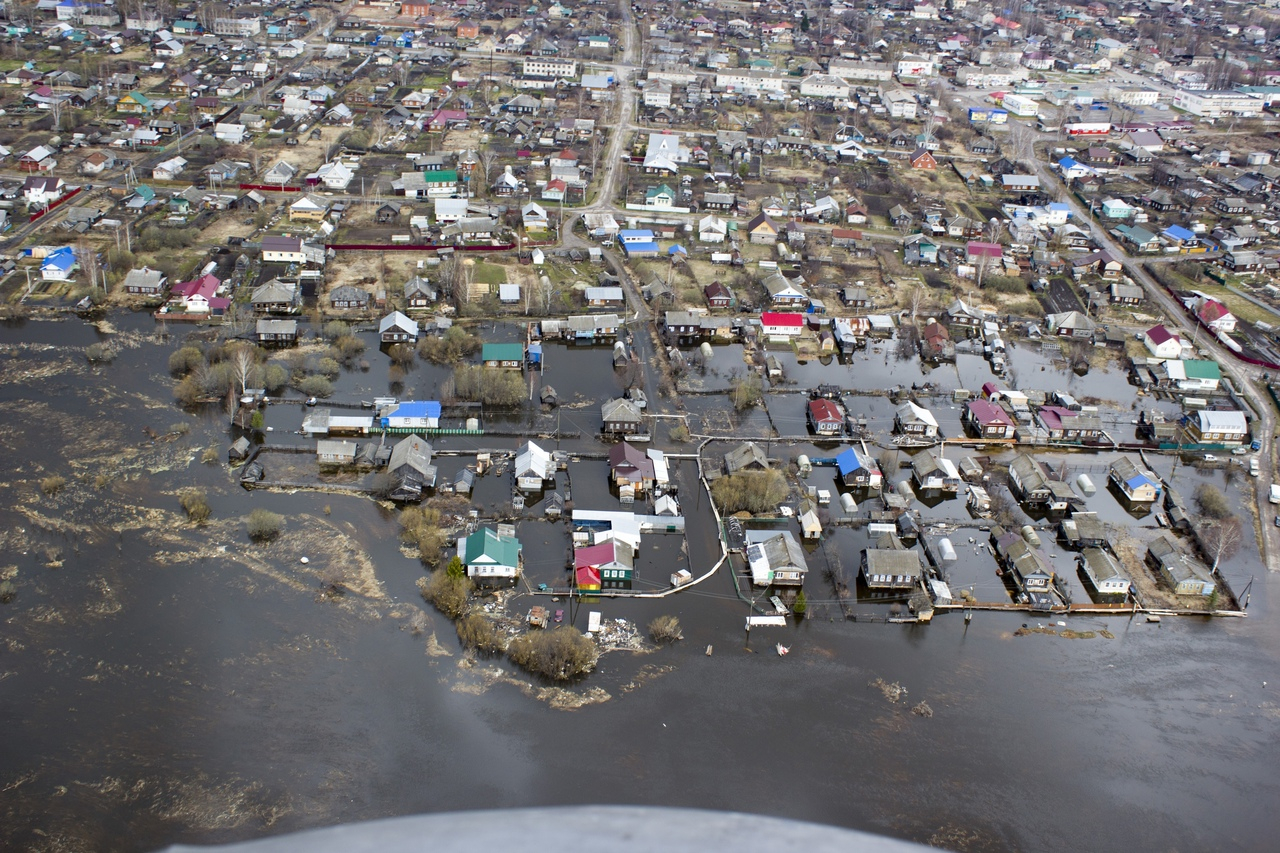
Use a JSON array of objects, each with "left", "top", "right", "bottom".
[
  {"left": 1055, "top": 156, "right": 1094, "bottom": 181},
  {"left": 619, "top": 229, "right": 660, "bottom": 256},
  {"left": 1109, "top": 457, "right": 1161, "bottom": 503},
  {"left": 1161, "top": 224, "right": 1198, "bottom": 249},
  {"left": 835, "top": 446, "right": 882, "bottom": 488},
  {"left": 40, "top": 246, "right": 78, "bottom": 281},
  {"left": 380, "top": 401, "right": 442, "bottom": 430}
]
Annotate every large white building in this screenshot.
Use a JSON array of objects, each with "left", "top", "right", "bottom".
[
  {"left": 212, "top": 17, "right": 262, "bottom": 37},
  {"left": 714, "top": 70, "right": 789, "bottom": 94},
  {"left": 799, "top": 74, "right": 850, "bottom": 99},
  {"left": 521, "top": 57, "right": 577, "bottom": 79},
  {"left": 1109, "top": 86, "right": 1160, "bottom": 106},
  {"left": 1171, "top": 89, "right": 1261, "bottom": 118},
  {"left": 827, "top": 60, "right": 893, "bottom": 82},
  {"left": 885, "top": 90, "right": 918, "bottom": 119},
  {"left": 896, "top": 55, "right": 935, "bottom": 77}
]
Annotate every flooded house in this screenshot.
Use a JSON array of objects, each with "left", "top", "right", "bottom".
[
  {"left": 807, "top": 399, "right": 844, "bottom": 436},
  {"left": 1079, "top": 547, "right": 1131, "bottom": 597},
  {"left": 1147, "top": 533, "right": 1215, "bottom": 597},
  {"left": 514, "top": 441, "right": 556, "bottom": 491},
  {"left": 992, "top": 527, "right": 1057, "bottom": 610},
  {"left": 963, "top": 400, "right": 1016, "bottom": 439},
  {"left": 380, "top": 401, "right": 441, "bottom": 431},
  {"left": 894, "top": 401, "right": 939, "bottom": 437},
  {"left": 911, "top": 451, "right": 960, "bottom": 493},
  {"left": 255, "top": 318, "right": 298, "bottom": 345},
  {"left": 860, "top": 547, "right": 923, "bottom": 591},
  {"left": 601, "top": 397, "right": 644, "bottom": 435},
  {"left": 458, "top": 527, "right": 522, "bottom": 582},
  {"left": 379, "top": 311, "right": 420, "bottom": 344},
  {"left": 723, "top": 441, "right": 770, "bottom": 475},
  {"left": 744, "top": 530, "right": 809, "bottom": 587},
  {"left": 481, "top": 342, "right": 525, "bottom": 369},
  {"left": 575, "top": 540, "right": 634, "bottom": 590},
  {"left": 834, "top": 446, "right": 882, "bottom": 488},
  {"left": 609, "top": 441, "right": 655, "bottom": 496},
  {"left": 317, "top": 439, "right": 358, "bottom": 466},
  {"left": 1109, "top": 457, "right": 1161, "bottom": 503},
  {"left": 1059, "top": 512, "right": 1108, "bottom": 550},
  {"left": 386, "top": 434, "right": 436, "bottom": 502},
  {"left": 250, "top": 279, "right": 301, "bottom": 314}
]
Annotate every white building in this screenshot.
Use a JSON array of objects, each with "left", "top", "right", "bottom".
[
  {"left": 799, "top": 74, "right": 850, "bottom": 99},
  {"left": 885, "top": 90, "right": 918, "bottom": 119},
  {"left": 151, "top": 156, "right": 187, "bottom": 181},
  {"left": 1109, "top": 86, "right": 1160, "bottom": 106},
  {"left": 521, "top": 57, "right": 577, "bottom": 79},
  {"left": 212, "top": 17, "right": 261, "bottom": 37},
  {"left": 827, "top": 60, "right": 892, "bottom": 82},
  {"left": 713, "top": 70, "right": 789, "bottom": 94},
  {"left": 1171, "top": 89, "right": 1262, "bottom": 118},
  {"left": 896, "top": 55, "right": 935, "bottom": 77},
  {"left": 643, "top": 132, "right": 690, "bottom": 173}
]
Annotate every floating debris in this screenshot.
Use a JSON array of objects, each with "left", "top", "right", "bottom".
[
  {"left": 911, "top": 701, "right": 934, "bottom": 718},
  {"left": 868, "top": 677, "right": 908, "bottom": 703}
]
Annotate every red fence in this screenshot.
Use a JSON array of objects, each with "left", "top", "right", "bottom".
[
  {"left": 239, "top": 183, "right": 303, "bottom": 193},
  {"left": 325, "top": 242, "right": 516, "bottom": 252},
  {"left": 29, "top": 186, "right": 83, "bottom": 223}
]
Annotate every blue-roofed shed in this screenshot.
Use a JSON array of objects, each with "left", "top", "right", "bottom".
[{"left": 381, "top": 401, "right": 442, "bottom": 430}]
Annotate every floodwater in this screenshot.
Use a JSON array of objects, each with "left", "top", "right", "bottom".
[{"left": 1, "top": 313, "right": 1279, "bottom": 853}]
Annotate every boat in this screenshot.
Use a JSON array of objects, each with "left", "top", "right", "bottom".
[
  {"left": 1147, "top": 614, "right": 1162, "bottom": 623},
  {"left": 775, "top": 644, "right": 790, "bottom": 656}
]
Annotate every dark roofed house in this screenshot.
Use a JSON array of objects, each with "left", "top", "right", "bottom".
[
  {"left": 602, "top": 397, "right": 643, "bottom": 435},
  {"left": 724, "top": 441, "right": 769, "bottom": 475},
  {"left": 386, "top": 434, "right": 437, "bottom": 502},
  {"left": 608, "top": 441, "right": 655, "bottom": 492},
  {"left": 329, "top": 285, "right": 370, "bottom": 310}
]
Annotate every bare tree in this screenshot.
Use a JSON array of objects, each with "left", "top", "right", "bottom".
[
  {"left": 973, "top": 250, "right": 995, "bottom": 291},
  {"left": 1198, "top": 517, "right": 1242, "bottom": 574},
  {"left": 231, "top": 344, "right": 255, "bottom": 397},
  {"left": 478, "top": 147, "right": 500, "bottom": 191},
  {"left": 909, "top": 285, "right": 925, "bottom": 325}
]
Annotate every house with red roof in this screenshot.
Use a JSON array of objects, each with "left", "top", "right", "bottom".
[
  {"left": 963, "top": 400, "right": 1015, "bottom": 439},
  {"left": 966, "top": 241, "right": 1004, "bottom": 263},
  {"left": 760, "top": 311, "right": 805, "bottom": 338},
  {"left": 574, "top": 540, "right": 634, "bottom": 590},
  {"left": 807, "top": 398, "right": 844, "bottom": 436},
  {"left": 1196, "top": 299, "right": 1236, "bottom": 333},
  {"left": 424, "top": 108, "right": 469, "bottom": 132},
  {"left": 166, "top": 274, "right": 227, "bottom": 315},
  {"left": 1142, "top": 324, "right": 1183, "bottom": 359}
]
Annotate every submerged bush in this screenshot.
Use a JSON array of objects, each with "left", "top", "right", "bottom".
[
  {"left": 417, "top": 571, "right": 472, "bottom": 618},
  {"left": 506, "top": 626, "right": 598, "bottom": 681},
  {"left": 246, "top": 508, "right": 283, "bottom": 542}
]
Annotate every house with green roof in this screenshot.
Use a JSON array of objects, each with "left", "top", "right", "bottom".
[
  {"left": 482, "top": 342, "right": 525, "bottom": 369},
  {"left": 458, "top": 527, "right": 522, "bottom": 581},
  {"left": 117, "top": 91, "right": 153, "bottom": 114},
  {"left": 645, "top": 183, "right": 677, "bottom": 209}
]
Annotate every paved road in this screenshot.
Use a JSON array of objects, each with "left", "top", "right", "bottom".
[{"left": 1031, "top": 155, "right": 1278, "bottom": 574}]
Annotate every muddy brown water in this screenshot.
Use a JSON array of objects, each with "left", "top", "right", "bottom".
[{"left": 0, "top": 313, "right": 1278, "bottom": 853}]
